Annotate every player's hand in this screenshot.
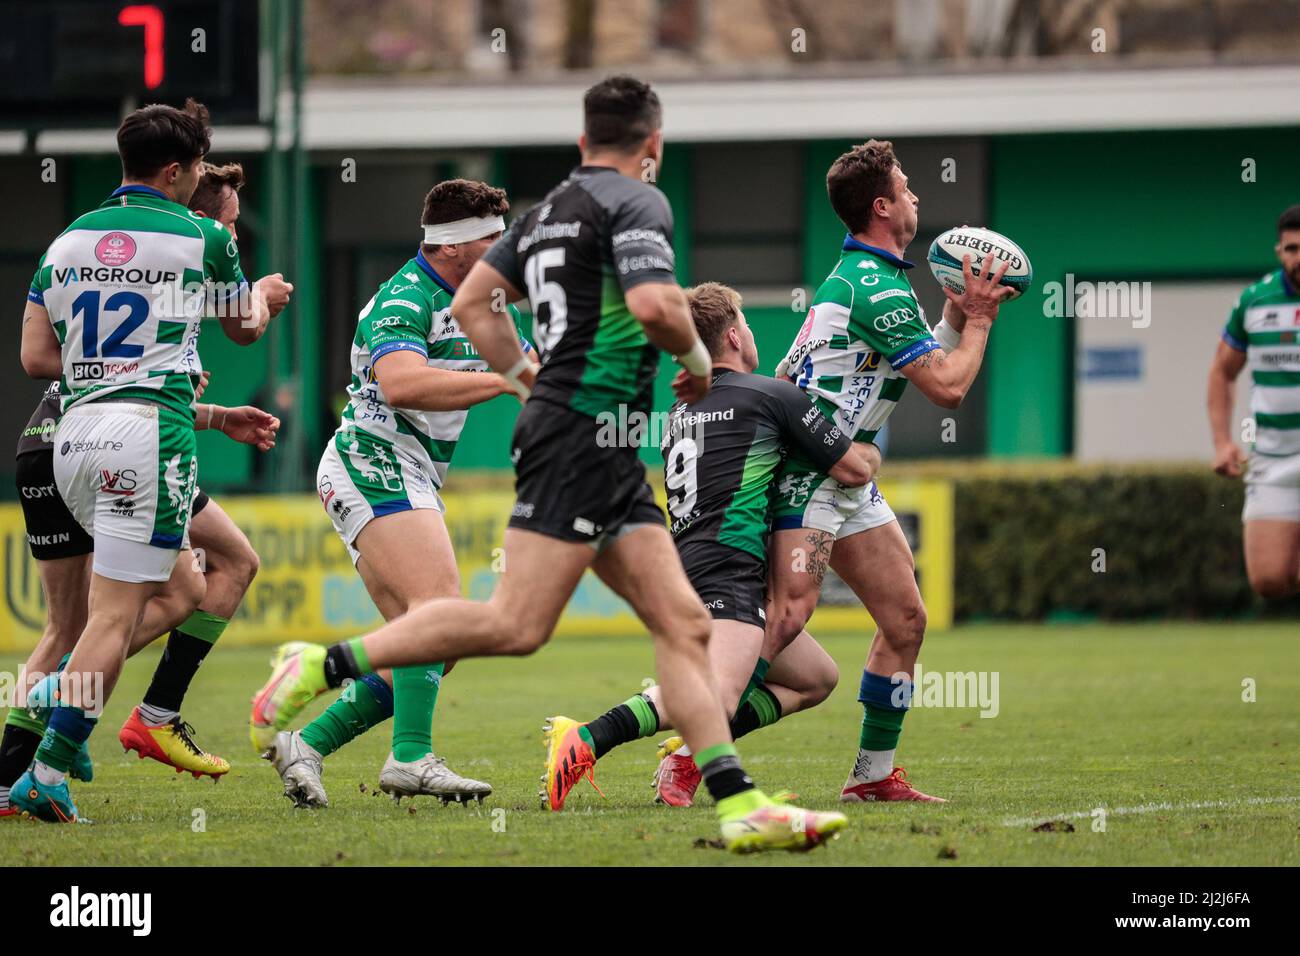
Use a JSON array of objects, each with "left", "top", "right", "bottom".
[
  {"left": 1212, "top": 441, "right": 1245, "bottom": 478},
  {"left": 194, "top": 370, "right": 212, "bottom": 400},
  {"left": 943, "top": 252, "right": 1012, "bottom": 322},
  {"left": 672, "top": 368, "right": 710, "bottom": 403},
  {"left": 257, "top": 274, "right": 294, "bottom": 317},
  {"left": 220, "top": 405, "right": 280, "bottom": 452}
]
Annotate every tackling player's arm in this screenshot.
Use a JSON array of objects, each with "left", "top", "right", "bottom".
[
  {"left": 772, "top": 381, "right": 879, "bottom": 487},
  {"left": 902, "top": 252, "right": 1011, "bottom": 409},
  {"left": 1208, "top": 309, "right": 1249, "bottom": 477},
  {"left": 20, "top": 301, "right": 61, "bottom": 379},
  {"left": 195, "top": 402, "right": 281, "bottom": 452}
]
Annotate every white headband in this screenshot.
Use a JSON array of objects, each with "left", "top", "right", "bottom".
[{"left": 422, "top": 215, "right": 505, "bottom": 245}]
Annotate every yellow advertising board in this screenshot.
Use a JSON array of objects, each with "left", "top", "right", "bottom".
[{"left": 0, "top": 479, "right": 952, "bottom": 652}]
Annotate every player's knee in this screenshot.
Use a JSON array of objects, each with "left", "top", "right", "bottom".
[
  {"left": 769, "top": 595, "right": 815, "bottom": 647},
  {"left": 807, "top": 656, "right": 840, "bottom": 706},
  {"left": 236, "top": 543, "right": 260, "bottom": 591},
  {"left": 884, "top": 598, "right": 927, "bottom": 654}
]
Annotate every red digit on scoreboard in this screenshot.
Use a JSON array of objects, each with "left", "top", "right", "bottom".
[{"left": 118, "top": 4, "right": 165, "bottom": 90}]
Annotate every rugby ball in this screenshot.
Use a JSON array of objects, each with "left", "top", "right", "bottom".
[{"left": 927, "top": 226, "right": 1032, "bottom": 301}]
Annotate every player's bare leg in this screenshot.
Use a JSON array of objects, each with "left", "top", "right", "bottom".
[
  {"left": 647, "top": 625, "right": 839, "bottom": 806},
  {"left": 830, "top": 520, "right": 944, "bottom": 803},
  {"left": 1243, "top": 519, "right": 1300, "bottom": 599},
  {"left": 765, "top": 526, "right": 834, "bottom": 660},
  {"left": 250, "top": 527, "right": 592, "bottom": 747}
]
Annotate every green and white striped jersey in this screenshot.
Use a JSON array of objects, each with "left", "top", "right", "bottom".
[
  {"left": 29, "top": 185, "right": 247, "bottom": 419},
  {"left": 779, "top": 237, "right": 938, "bottom": 450},
  {"left": 336, "top": 251, "right": 528, "bottom": 488},
  {"left": 1223, "top": 268, "right": 1300, "bottom": 457}
]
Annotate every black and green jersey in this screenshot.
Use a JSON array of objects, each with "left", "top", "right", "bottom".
[
  {"left": 661, "top": 368, "right": 852, "bottom": 563},
  {"left": 483, "top": 165, "right": 675, "bottom": 419},
  {"left": 1222, "top": 268, "right": 1300, "bottom": 457}
]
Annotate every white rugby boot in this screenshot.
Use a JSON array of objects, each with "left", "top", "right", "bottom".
[
  {"left": 378, "top": 752, "right": 492, "bottom": 805},
  {"left": 264, "top": 730, "right": 329, "bottom": 809}
]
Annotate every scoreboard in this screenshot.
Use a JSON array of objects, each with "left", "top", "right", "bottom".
[{"left": 0, "top": 0, "right": 261, "bottom": 127}]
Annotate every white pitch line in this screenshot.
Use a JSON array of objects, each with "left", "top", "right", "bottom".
[{"left": 1002, "top": 795, "right": 1300, "bottom": 828}]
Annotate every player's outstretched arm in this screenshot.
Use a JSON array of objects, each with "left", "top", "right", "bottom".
[
  {"left": 903, "top": 252, "right": 1011, "bottom": 409},
  {"left": 195, "top": 403, "right": 280, "bottom": 452},
  {"left": 626, "top": 281, "right": 711, "bottom": 401},
  {"left": 373, "top": 349, "right": 512, "bottom": 411},
  {"left": 452, "top": 259, "right": 535, "bottom": 399},
  {"left": 20, "top": 301, "right": 61, "bottom": 380},
  {"left": 1208, "top": 339, "right": 1248, "bottom": 477}
]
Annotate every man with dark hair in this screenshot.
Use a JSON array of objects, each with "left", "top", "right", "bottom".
[
  {"left": 253, "top": 179, "right": 524, "bottom": 807},
  {"left": 252, "top": 77, "right": 850, "bottom": 852},
  {"left": 11, "top": 101, "right": 291, "bottom": 823},
  {"left": 546, "top": 282, "right": 879, "bottom": 806},
  {"left": 766, "top": 140, "right": 1012, "bottom": 804},
  {"left": 1209, "top": 203, "right": 1300, "bottom": 598},
  {"left": 1, "top": 159, "right": 281, "bottom": 818}
]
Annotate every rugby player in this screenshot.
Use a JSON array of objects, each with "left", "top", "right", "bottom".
[
  {"left": 0, "top": 377, "right": 277, "bottom": 817},
  {"left": 766, "top": 140, "right": 1011, "bottom": 804},
  {"left": 10, "top": 100, "right": 291, "bottom": 823},
  {"left": 1209, "top": 204, "right": 1300, "bottom": 598},
  {"left": 0, "top": 162, "right": 281, "bottom": 820},
  {"left": 255, "top": 180, "right": 529, "bottom": 807},
  {"left": 545, "top": 282, "right": 880, "bottom": 808},
  {"left": 252, "top": 76, "right": 848, "bottom": 851}
]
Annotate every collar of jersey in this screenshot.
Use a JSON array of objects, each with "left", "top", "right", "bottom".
[
  {"left": 842, "top": 235, "right": 914, "bottom": 269},
  {"left": 414, "top": 248, "right": 456, "bottom": 295},
  {"left": 105, "top": 184, "right": 181, "bottom": 208}
]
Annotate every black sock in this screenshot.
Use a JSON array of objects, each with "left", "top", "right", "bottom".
[
  {"left": 729, "top": 686, "right": 783, "bottom": 740},
  {"left": 584, "top": 694, "right": 659, "bottom": 759},
  {"left": 323, "top": 642, "right": 363, "bottom": 688},
  {"left": 0, "top": 725, "right": 42, "bottom": 789},
  {"left": 700, "top": 753, "right": 754, "bottom": 802},
  {"left": 142, "top": 629, "right": 215, "bottom": 713}
]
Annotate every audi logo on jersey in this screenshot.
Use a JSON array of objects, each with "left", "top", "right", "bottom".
[{"left": 873, "top": 307, "right": 918, "bottom": 332}]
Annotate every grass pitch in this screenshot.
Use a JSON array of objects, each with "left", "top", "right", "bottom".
[{"left": 2, "top": 622, "right": 1296, "bottom": 867}]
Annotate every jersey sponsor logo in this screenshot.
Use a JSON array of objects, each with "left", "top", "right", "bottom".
[
  {"left": 618, "top": 253, "right": 673, "bottom": 275},
  {"left": 855, "top": 351, "right": 882, "bottom": 373},
  {"left": 71, "top": 360, "right": 141, "bottom": 381},
  {"left": 572, "top": 516, "right": 599, "bottom": 536},
  {"left": 611, "top": 228, "right": 672, "bottom": 253},
  {"left": 109, "top": 496, "right": 136, "bottom": 518},
  {"left": 371, "top": 316, "right": 404, "bottom": 329},
  {"left": 1258, "top": 350, "right": 1300, "bottom": 366},
  {"left": 873, "top": 307, "right": 918, "bottom": 332},
  {"left": 869, "top": 287, "right": 913, "bottom": 304},
  {"left": 99, "top": 468, "right": 138, "bottom": 495},
  {"left": 777, "top": 472, "right": 816, "bottom": 508},
  {"left": 511, "top": 501, "right": 535, "bottom": 519},
  {"left": 27, "top": 531, "right": 72, "bottom": 546},
  {"left": 61, "top": 438, "right": 123, "bottom": 455},
  {"left": 20, "top": 484, "right": 57, "bottom": 499},
  {"left": 54, "top": 266, "right": 178, "bottom": 286},
  {"left": 516, "top": 219, "right": 581, "bottom": 253},
  {"left": 801, "top": 407, "right": 820, "bottom": 428},
  {"left": 95, "top": 232, "right": 137, "bottom": 266},
  {"left": 385, "top": 299, "right": 422, "bottom": 312}
]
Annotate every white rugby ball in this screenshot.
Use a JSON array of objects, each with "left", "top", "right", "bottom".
[{"left": 927, "top": 226, "right": 1032, "bottom": 301}]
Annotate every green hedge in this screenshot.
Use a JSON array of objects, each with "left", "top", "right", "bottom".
[{"left": 949, "top": 466, "right": 1300, "bottom": 621}]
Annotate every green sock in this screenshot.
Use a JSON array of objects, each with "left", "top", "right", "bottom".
[
  {"left": 735, "top": 658, "right": 771, "bottom": 711},
  {"left": 859, "top": 704, "right": 907, "bottom": 750},
  {"left": 391, "top": 662, "right": 445, "bottom": 762},
  {"left": 300, "top": 675, "right": 393, "bottom": 758},
  {"left": 729, "top": 684, "right": 782, "bottom": 739}
]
